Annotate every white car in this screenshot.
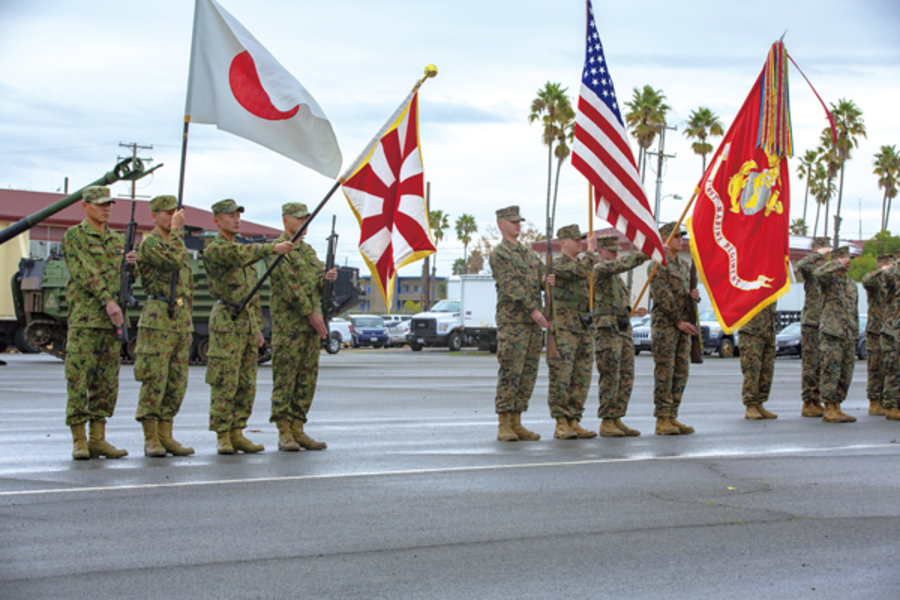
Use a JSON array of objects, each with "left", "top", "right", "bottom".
[
  {"left": 387, "top": 320, "right": 411, "bottom": 347},
  {"left": 326, "top": 318, "right": 352, "bottom": 354},
  {"left": 380, "top": 314, "right": 411, "bottom": 327}
]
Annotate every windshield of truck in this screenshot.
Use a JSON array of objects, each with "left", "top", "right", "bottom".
[
  {"left": 353, "top": 317, "right": 384, "bottom": 328},
  {"left": 698, "top": 309, "right": 716, "bottom": 321},
  {"left": 429, "top": 301, "right": 460, "bottom": 313}
]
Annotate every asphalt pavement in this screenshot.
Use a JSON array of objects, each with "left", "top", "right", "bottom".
[{"left": 1, "top": 348, "right": 898, "bottom": 599}]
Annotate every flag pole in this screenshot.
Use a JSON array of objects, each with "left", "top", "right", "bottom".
[
  {"left": 630, "top": 187, "right": 699, "bottom": 316},
  {"left": 588, "top": 182, "right": 594, "bottom": 312},
  {"left": 166, "top": 116, "right": 192, "bottom": 319}
]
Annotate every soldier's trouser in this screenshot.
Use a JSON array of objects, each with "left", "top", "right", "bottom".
[
  {"left": 547, "top": 326, "right": 593, "bottom": 420},
  {"left": 494, "top": 322, "right": 542, "bottom": 414},
  {"left": 615, "top": 329, "right": 636, "bottom": 416},
  {"left": 206, "top": 330, "right": 259, "bottom": 433},
  {"left": 594, "top": 326, "right": 622, "bottom": 419},
  {"left": 800, "top": 324, "right": 820, "bottom": 403},
  {"left": 270, "top": 331, "right": 320, "bottom": 423},
  {"left": 881, "top": 332, "right": 899, "bottom": 409},
  {"left": 819, "top": 333, "right": 855, "bottom": 405},
  {"left": 134, "top": 328, "right": 190, "bottom": 422},
  {"left": 739, "top": 330, "right": 775, "bottom": 405},
  {"left": 652, "top": 323, "right": 690, "bottom": 418},
  {"left": 65, "top": 327, "right": 120, "bottom": 426},
  {"left": 865, "top": 331, "right": 884, "bottom": 403}
]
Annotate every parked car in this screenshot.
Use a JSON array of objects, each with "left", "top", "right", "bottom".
[
  {"left": 630, "top": 315, "right": 650, "bottom": 328},
  {"left": 387, "top": 320, "right": 411, "bottom": 347},
  {"left": 326, "top": 318, "right": 353, "bottom": 355},
  {"left": 699, "top": 308, "right": 739, "bottom": 357},
  {"left": 349, "top": 315, "right": 389, "bottom": 348},
  {"left": 775, "top": 321, "right": 802, "bottom": 357},
  {"left": 857, "top": 314, "right": 868, "bottom": 360},
  {"left": 633, "top": 319, "right": 652, "bottom": 355},
  {"left": 381, "top": 314, "right": 411, "bottom": 327}
]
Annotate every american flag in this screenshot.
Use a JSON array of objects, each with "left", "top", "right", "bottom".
[{"left": 571, "top": 1, "right": 666, "bottom": 265}]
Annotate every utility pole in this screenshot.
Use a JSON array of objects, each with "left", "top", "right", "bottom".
[
  {"left": 644, "top": 125, "right": 677, "bottom": 225},
  {"left": 421, "top": 181, "right": 432, "bottom": 311},
  {"left": 118, "top": 142, "right": 153, "bottom": 199}
]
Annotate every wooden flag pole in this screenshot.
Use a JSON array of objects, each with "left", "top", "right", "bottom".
[{"left": 588, "top": 183, "right": 594, "bottom": 312}]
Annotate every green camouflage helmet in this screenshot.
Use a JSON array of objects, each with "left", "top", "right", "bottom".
[
  {"left": 877, "top": 253, "right": 893, "bottom": 265},
  {"left": 82, "top": 186, "right": 114, "bottom": 205},
  {"left": 832, "top": 245, "right": 850, "bottom": 259},
  {"left": 597, "top": 234, "right": 620, "bottom": 251},
  {"left": 150, "top": 195, "right": 178, "bottom": 212},
  {"left": 495, "top": 205, "right": 525, "bottom": 222},
  {"left": 211, "top": 198, "right": 245, "bottom": 215},
  {"left": 556, "top": 223, "right": 587, "bottom": 241},
  {"left": 659, "top": 221, "right": 685, "bottom": 239},
  {"left": 282, "top": 202, "right": 310, "bottom": 218},
  {"left": 812, "top": 236, "right": 830, "bottom": 249}
]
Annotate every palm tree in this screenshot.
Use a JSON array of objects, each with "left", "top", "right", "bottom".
[
  {"left": 796, "top": 149, "right": 820, "bottom": 227},
  {"left": 624, "top": 85, "right": 670, "bottom": 182},
  {"left": 454, "top": 213, "right": 477, "bottom": 273},
  {"left": 817, "top": 131, "right": 840, "bottom": 238},
  {"left": 828, "top": 98, "right": 867, "bottom": 247},
  {"left": 550, "top": 116, "right": 575, "bottom": 233},
  {"left": 874, "top": 145, "right": 900, "bottom": 231},
  {"left": 683, "top": 106, "right": 724, "bottom": 175},
  {"left": 810, "top": 161, "right": 834, "bottom": 237},
  {"left": 789, "top": 218, "right": 808, "bottom": 236},
  {"left": 529, "top": 82, "right": 573, "bottom": 238},
  {"left": 429, "top": 210, "right": 449, "bottom": 247}
]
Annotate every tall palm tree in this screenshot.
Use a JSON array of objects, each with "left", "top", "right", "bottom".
[
  {"left": 828, "top": 98, "right": 867, "bottom": 247},
  {"left": 817, "top": 131, "right": 840, "bottom": 238},
  {"left": 789, "top": 218, "right": 808, "bottom": 236},
  {"left": 429, "top": 210, "right": 449, "bottom": 247},
  {"left": 683, "top": 106, "right": 724, "bottom": 175},
  {"left": 624, "top": 85, "right": 670, "bottom": 182},
  {"left": 454, "top": 213, "right": 477, "bottom": 273},
  {"left": 530, "top": 83, "right": 573, "bottom": 240},
  {"left": 550, "top": 116, "right": 575, "bottom": 233},
  {"left": 810, "top": 161, "right": 834, "bottom": 237},
  {"left": 874, "top": 145, "right": 900, "bottom": 231},
  {"left": 796, "top": 148, "right": 820, "bottom": 226}
]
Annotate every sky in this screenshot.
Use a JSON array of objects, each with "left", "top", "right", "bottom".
[{"left": 1, "top": 0, "right": 899, "bottom": 278}]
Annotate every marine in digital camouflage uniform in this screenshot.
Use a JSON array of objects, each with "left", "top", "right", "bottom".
[
  {"left": 738, "top": 304, "right": 778, "bottom": 419},
  {"left": 547, "top": 224, "right": 598, "bottom": 440},
  {"left": 795, "top": 237, "right": 831, "bottom": 417},
  {"left": 133, "top": 195, "right": 194, "bottom": 457},
  {"left": 592, "top": 234, "right": 648, "bottom": 437},
  {"left": 203, "top": 199, "right": 294, "bottom": 454},
  {"left": 648, "top": 222, "right": 699, "bottom": 435},
  {"left": 490, "top": 205, "right": 546, "bottom": 442},
  {"left": 881, "top": 251, "right": 900, "bottom": 421},
  {"left": 62, "top": 186, "right": 132, "bottom": 460},
  {"left": 860, "top": 254, "right": 892, "bottom": 416},
  {"left": 814, "top": 246, "right": 859, "bottom": 423},
  {"left": 267, "top": 202, "right": 336, "bottom": 452}
]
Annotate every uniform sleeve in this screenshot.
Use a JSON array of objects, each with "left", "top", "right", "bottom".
[
  {"left": 796, "top": 252, "right": 825, "bottom": 280},
  {"left": 493, "top": 245, "right": 539, "bottom": 315},
  {"left": 136, "top": 230, "right": 188, "bottom": 277},
  {"left": 593, "top": 252, "right": 648, "bottom": 283},
  {"left": 553, "top": 254, "right": 595, "bottom": 281},
  {"left": 813, "top": 260, "right": 843, "bottom": 290},
  {"left": 649, "top": 263, "right": 682, "bottom": 323},
  {"left": 861, "top": 268, "right": 883, "bottom": 293},
  {"left": 63, "top": 228, "right": 113, "bottom": 307},
  {"left": 206, "top": 240, "right": 276, "bottom": 269}
]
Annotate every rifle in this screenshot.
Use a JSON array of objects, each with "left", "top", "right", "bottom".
[
  {"left": 117, "top": 200, "right": 138, "bottom": 344},
  {"left": 688, "top": 262, "right": 703, "bottom": 364},
  {"left": 320, "top": 215, "right": 338, "bottom": 344},
  {"left": 544, "top": 228, "right": 560, "bottom": 359}
]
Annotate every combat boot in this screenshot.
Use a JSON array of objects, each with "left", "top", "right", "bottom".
[
  {"left": 869, "top": 401, "right": 886, "bottom": 416},
  {"left": 599, "top": 418, "right": 625, "bottom": 437},
  {"left": 614, "top": 418, "right": 641, "bottom": 437},
  {"left": 510, "top": 412, "right": 541, "bottom": 441},
  {"left": 216, "top": 431, "right": 234, "bottom": 454},
  {"left": 671, "top": 418, "right": 695, "bottom": 434},
  {"left": 553, "top": 417, "right": 577, "bottom": 439},
  {"left": 88, "top": 420, "right": 128, "bottom": 459},
  {"left": 71, "top": 424, "right": 90, "bottom": 460},
  {"left": 834, "top": 404, "right": 857, "bottom": 423},
  {"left": 655, "top": 417, "right": 680, "bottom": 435},
  {"left": 230, "top": 429, "right": 264, "bottom": 453},
  {"left": 496, "top": 413, "right": 518, "bottom": 442},
  {"left": 141, "top": 421, "right": 166, "bottom": 458},
  {"left": 157, "top": 420, "right": 194, "bottom": 456},
  {"left": 884, "top": 407, "right": 900, "bottom": 421},
  {"left": 822, "top": 402, "right": 851, "bottom": 423},
  {"left": 276, "top": 419, "right": 300, "bottom": 452},
  {"left": 802, "top": 401, "right": 825, "bottom": 417},
  {"left": 757, "top": 404, "right": 777, "bottom": 419},
  {"left": 290, "top": 421, "right": 327, "bottom": 450},
  {"left": 568, "top": 418, "right": 597, "bottom": 439},
  {"left": 744, "top": 404, "right": 764, "bottom": 420}
]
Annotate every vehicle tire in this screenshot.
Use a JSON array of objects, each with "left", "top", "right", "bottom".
[
  {"left": 196, "top": 337, "right": 210, "bottom": 363},
  {"left": 857, "top": 338, "right": 867, "bottom": 360},
  {"left": 14, "top": 326, "right": 39, "bottom": 354},
  {"left": 634, "top": 348, "right": 640, "bottom": 356},
  {"left": 447, "top": 331, "right": 463, "bottom": 352},
  {"left": 718, "top": 337, "right": 735, "bottom": 358},
  {"left": 410, "top": 342, "right": 423, "bottom": 352},
  {"left": 351, "top": 336, "right": 358, "bottom": 348},
  {"left": 325, "top": 333, "right": 341, "bottom": 355}
]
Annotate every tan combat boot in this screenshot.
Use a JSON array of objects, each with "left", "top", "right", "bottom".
[
  {"left": 141, "top": 421, "right": 167, "bottom": 458},
  {"left": 216, "top": 431, "right": 234, "bottom": 454},
  {"left": 497, "top": 413, "right": 518, "bottom": 442},
  {"left": 276, "top": 419, "right": 300, "bottom": 452},
  {"left": 157, "top": 420, "right": 194, "bottom": 456},
  {"left": 553, "top": 417, "right": 577, "bottom": 439},
  {"left": 230, "top": 429, "right": 264, "bottom": 453},
  {"left": 614, "top": 418, "right": 640, "bottom": 437},
  {"left": 802, "top": 401, "right": 825, "bottom": 417},
  {"left": 822, "top": 402, "right": 849, "bottom": 423},
  {"left": 599, "top": 418, "right": 625, "bottom": 437},
  {"left": 510, "top": 412, "right": 541, "bottom": 441},
  {"left": 757, "top": 404, "right": 778, "bottom": 419},
  {"left": 290, "top": 421, "right": 327, "bottom": 450},
  {"left": 88, "top": 420, "right": 128, "bottom": 459},
  {"left": 834, "top": 404, "right": 857, "bottom": 423},
  {"left": 655, "top": 417, "right": 680, "bottom": 435},
  {"left": 671, "top": 418, "right": 695, "bottom": 434},
  {"left": 869, "top": 401, "right": 886, "bottom": 416},
  {"left": 884, "top": 407, "right": 900, "bottom": 421},
  {"left": 744, "top": 404, "right": 764, "bottom": 420},
  {"left": 71, "top": 424, "right": 90, "bottom": 460},
  {"left": 568, "top": 418, "right": 597, "bottom": 439}
]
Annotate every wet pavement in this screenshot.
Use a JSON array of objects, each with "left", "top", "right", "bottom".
[{"left": 1, "top": 349, "right": 898, "bottom": 599}]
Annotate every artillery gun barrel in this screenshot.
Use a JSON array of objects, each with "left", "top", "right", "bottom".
[{"left": 0, "top": 157, "right": 163, "bottom": 246}]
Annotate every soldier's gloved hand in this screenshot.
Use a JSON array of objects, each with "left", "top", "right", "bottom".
[
  {"left": 531, "top": 309, "right": 549, "bottom": 329},
  {"left": 324, "top": 267, "right": 338, "bottom": 282},
  {"left": 172, "top": 209, "right": 186, "bottom": 230},
  {"left": 125, "top": 250, "right": 137, "bottom": 266},
  {"left": 256, "top": 331, "right": 265, "bottom": 347},
  {"left": 308, "top": 312, "right": 328, "bottom": 339},
  {"left": 274, "top": 241, "right": 294, "bottom": 255},
  {"left": 106, "top": 300, "right": 124, "bottom": 327}
]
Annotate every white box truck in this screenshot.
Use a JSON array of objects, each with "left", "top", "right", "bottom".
[{"left": 408, "top": 275, "right": 498, "bottom": 352}]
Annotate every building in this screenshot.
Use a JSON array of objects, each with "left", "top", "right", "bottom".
[{"left": 357, "top": 274, "right": 447, "bottom": 314}]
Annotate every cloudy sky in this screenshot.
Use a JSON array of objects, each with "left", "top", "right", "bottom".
[{"left": 1, "top": 0, "right": 898, "bottom": 276}]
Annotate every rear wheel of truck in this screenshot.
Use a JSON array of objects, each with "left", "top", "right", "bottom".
[
  {"left": 410, "top": 342, "right": 423, "bottom": 351},
  {"left": 325, "top": 333, "right": 341, "bottom": 355},
  {"left": 447, "top": 331, "right": 463, "bottom": 352}
]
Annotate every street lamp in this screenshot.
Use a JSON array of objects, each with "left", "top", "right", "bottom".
[{"left": 656, "top": 193, "right": 683, "bottom": 224}]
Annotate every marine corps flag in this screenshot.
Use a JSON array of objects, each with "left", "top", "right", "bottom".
[{"left": 688, "top": 42, "right": 794, "bottom": 334}]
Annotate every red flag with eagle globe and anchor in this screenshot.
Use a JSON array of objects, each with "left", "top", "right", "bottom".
[{"left": 688, "top": 42, "right": 795, "bottom": 334}]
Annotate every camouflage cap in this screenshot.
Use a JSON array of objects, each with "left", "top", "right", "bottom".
[
  {"left": 894, "top": 249, "right": 900, "bottom": 261},
  {"left": 877, "top": 253, "right": 893, "bottom": 264},
  {"left": 812, "top": 236, "right": 831, "bottom": 249},
  {"left": 659, "top": 221, "right": 685, "bottom": 239},
  {"left": 211, "top": 198, "right": 244, "bottom": 215},
  {"left": 82, "top": 186, "right": 114, "bottom": 205},
  {"left": 149, "top": 195, "right": 177, "bottom": 212},
  {"left": 557, "top": 224, "right": 587, "bottom": 241},
  {"left": 282, "top": 202, "right": 310, "bottom": 218},
  {"left": 495, "top": 205, "right": 524, "bottom": 222},
  {"left": 597, "top": 234, "right": 620, "bottom": 251},
  {"left": 832, "top": 245, "right": 850, "bottom": 259}
]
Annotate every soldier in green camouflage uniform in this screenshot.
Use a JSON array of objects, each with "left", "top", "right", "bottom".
[
  {"left": 267, "top": 202, "right": 336, "bottom": 452},
  {"left": 738, "top": 304, "right": 778, "bottom": 419},
  {"left": 649, "top": 222, "right": 700, "bottom": 435},
  {"left": 133, "top": 195, "right": 194, "bottom": 457},
  {"left": 592, "top": 235, "right": 648, "bottom": 437},
  {"left": 204, "top": 199, "right": 294, "bottom": 454},
  {"left": 490, "top": 205, "right": 547, "bottom": 442},
  {"left": 815, "top": 246, "right": 859, "bottom": 423},
  {"left": 881, "top": 251, "right": 900, "bottom": 421},
  {"left": 861, "top": 254, "right": 893, "bottom": 416},
  {"left": 795, "top": 237, "right": 831, "bottom": 417},
  {"left": 62, "top": 186, "right": 134, "bottom": 460},
  {"left": 547, "top": 224, "right": 598, "bottom": 440}
]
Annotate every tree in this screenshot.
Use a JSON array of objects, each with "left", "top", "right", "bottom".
[
  {"left": 796, "top": 148, "right": 820, "bottom": 227},
  {"left": 550, "top": 115, "right": 575, "bottom": 233},
  {"left": 429, "top": 209, "right": 450, "bottom": 247},
  {"left": 810, "top": 161, "right": 834, "bottom": 237},
  {"left": 827, "top": 98, "right": 867, "bottom": 247},
  {"left": 529, "top": 82, "right": 574, "bottom": 237},
  {"left": 683, "top": 106, "right": 724, "bottom": 175},
  {"left": 862, "top": 229, "right": 900, "bottom": 257},
  {"left": 454, "top": 213, "right": 477, "bottom": 273},
  {"left": 451, "top": 258, "right": 466, "bottom": 275},
  {"left": 789, "top": 218, "right": 808, "bottom": 236},
  {"left": 817, "top": 131, "right": 840, "bottom": 238},
  {"left": 874, "top": 145, "right": 900, "bottom": 231},
  {"left": 624, "top": 85, "right": 670, "bottom": 182}
]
